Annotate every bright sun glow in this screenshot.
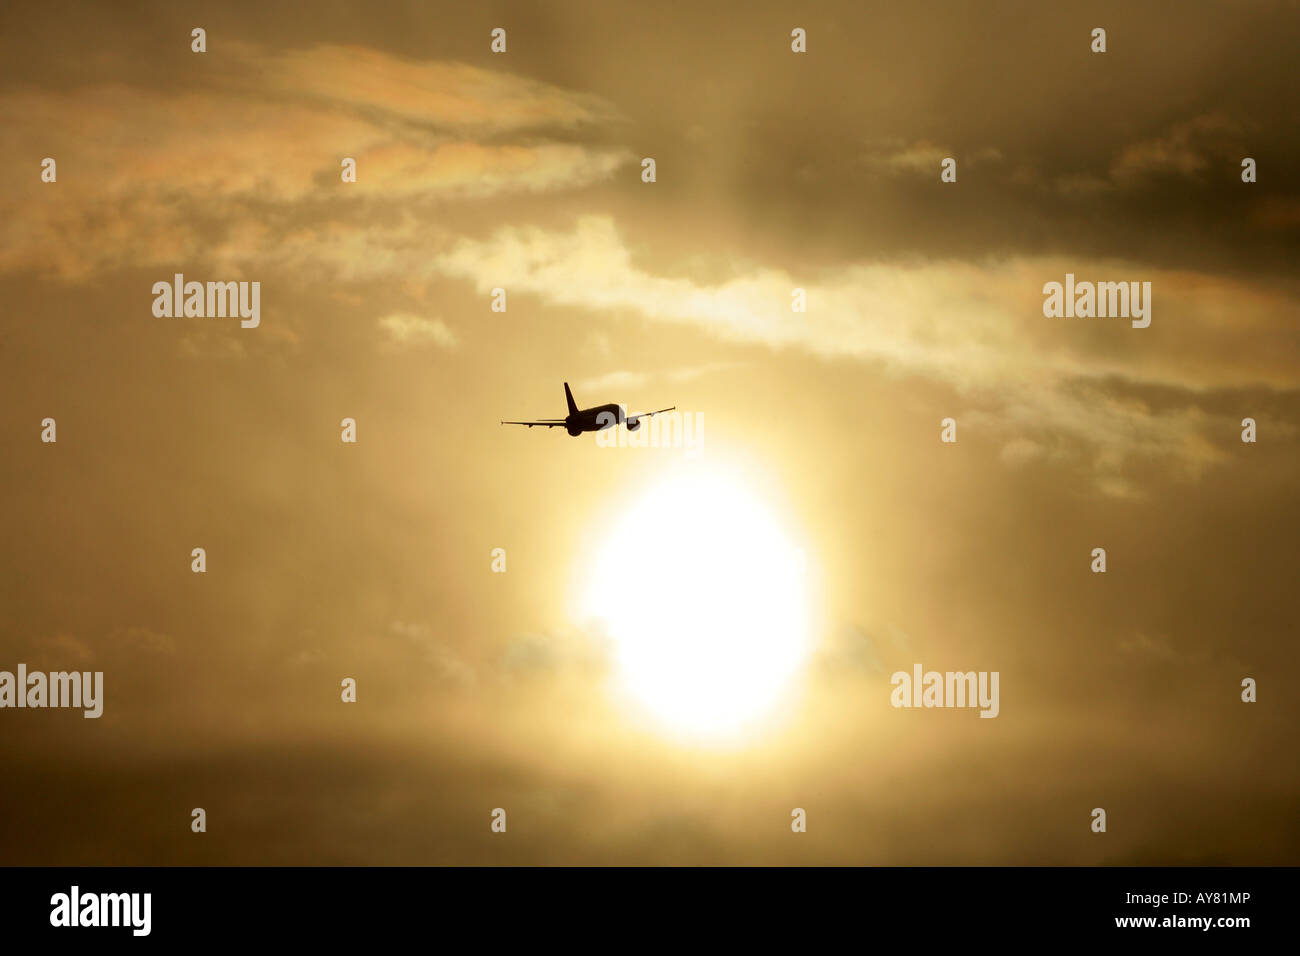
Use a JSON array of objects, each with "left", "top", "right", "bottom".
[{"left": 582, "top": 467, "right": 810, "bottom": 742}]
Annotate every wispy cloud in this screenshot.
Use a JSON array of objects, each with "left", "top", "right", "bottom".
[
  {"left": 378, "top": 313, "right": 458, "bottom": 350},
  {"left": 1110, "top": 113, "right": 1246, "bottom": 185},
  {"left": 863, "top": 139, "right": 1002, "bottom": 175},
  {"left": 390, "top": 621, "right": 476, "bottom": 687},
  {"left": 576, "top": 362, "right": 736, "bottom": 392},
  {"left": 436, "top": 216, "right": 1298, "bottom": 494},
  {"left": 0, "top": 44, "right": 631, "bottom": 279}
]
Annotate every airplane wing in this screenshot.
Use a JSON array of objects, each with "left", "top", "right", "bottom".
[
  {"left": 500, "top": 419, "right": 568, "bottom": 427},
  {"left": 627, "top": 406, "right": 676, "bottom": 423}
]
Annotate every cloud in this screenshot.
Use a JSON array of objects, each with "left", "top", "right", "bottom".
[
  {"left": 390, "top": 621, "right": 476, "bottom": 687},
  {"left": 816, "top": 623, "right": 912, "bottom": 677},
  {"left": 999, "top": 438, "right": 1048, "bottom": 467},
  {"left": 500, "top": 629, "right": 610, "bottom": 682},
  {"left": 30, "top": 634, "right": 97, "bottom": 665},
  {"left": 378, "top": 313, "right": 458, "bottom": 349},
  {"left": 436, "top": 217, "right": 1298, "bottom": 392},
  {"left": 1036, "top": 114, "right": 1251, "bottom": 197},
  {"left": 575, "top": 362, "right": 736, "bottom": 392},
  {"left": 0, "top": 44, "right": 631, "bottom": 279},
  {"left": 290, "top": 648, "right": 323, "bottom": 668},
  {"left": 352, "top": 141, "right": 631, "bottom": 200},
  {"left": 106, "top": 626, "right": 177, "bottom": 655},
  {"left": 0, "top": 40, "right": 1289, "bottom": 499},
  {"left": 863, "top": 140, "right": 1002, "bottom": 175},
  {"left": 249, "top": 45, "right": 624, "bottom": 135},
  {"left": 18, "top": 627, "right": 175, "bottom": 669},
  {"left": 1119, "top": 632, "right": 1177, "bottom": 662},
  {"left": 990, "top": 114, "right": 1254, "bottom": 199},
  {"left": 435, "top": 216, "right": 1298, "bottom": 493},
  {"left": 1110, "top": 114, "right": 1245, "bottom": 185}
]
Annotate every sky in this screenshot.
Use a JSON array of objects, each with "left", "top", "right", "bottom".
[{"left": 1, "top": 0, "right": 1297, "bottom": 865}]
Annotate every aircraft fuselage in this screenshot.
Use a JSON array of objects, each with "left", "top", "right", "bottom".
[{"left": 567, "top": 403, "right": 625, "bottom": 436}]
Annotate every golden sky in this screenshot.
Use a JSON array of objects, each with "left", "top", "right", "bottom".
[{"left": 1, "top": 0, "right": 1297, "bottom": 864}]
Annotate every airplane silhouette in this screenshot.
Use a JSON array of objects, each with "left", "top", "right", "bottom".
[{"left": 501, "top": 383, "right": 675, "bottom": 437}]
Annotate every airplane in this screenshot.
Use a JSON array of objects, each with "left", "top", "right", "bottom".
[{"left": 501, "top": 383, "right": 675, "bottom": 437}]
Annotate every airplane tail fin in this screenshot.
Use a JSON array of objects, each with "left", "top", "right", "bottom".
[{"left": 564, "top": 382, "right": 579, "bottom": 417}]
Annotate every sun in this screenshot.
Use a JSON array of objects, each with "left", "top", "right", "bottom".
[{"left": 580, "top": 465, "right": 811, "bottom": 742}]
